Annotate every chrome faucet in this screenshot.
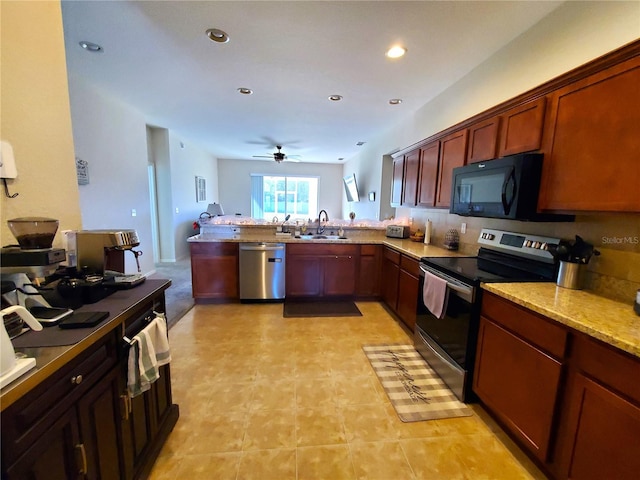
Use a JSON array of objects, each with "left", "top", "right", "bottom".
[{"left": 317, "top": 209, "right": 328, "bottom": 234}]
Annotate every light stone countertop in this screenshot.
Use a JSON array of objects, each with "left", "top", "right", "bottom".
[{"left": 481, "top": 282, "right": 640, "bottom": 358}]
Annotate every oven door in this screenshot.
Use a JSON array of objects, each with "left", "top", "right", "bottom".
[{"left": 415, "top": 264, "right": 478, "bottom": 401}]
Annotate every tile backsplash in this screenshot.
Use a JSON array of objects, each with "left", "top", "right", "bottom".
[{"left": 406, "top": 209, "right": 640, "bottom": 304}]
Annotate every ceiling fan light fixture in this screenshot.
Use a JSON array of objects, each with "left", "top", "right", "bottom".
[
  {"left": 389, "top": 98, "right": 403, "bottom": 105},
  {"left": 386, "top": 45, "right": 407, "bottom": 59},
  {"left": 206, "top": 28, "right": 230, "bottom": 43},
  {"left": 79, "top": 41, "right": 103, "bottom": 52},
  {"left": 328, "top": 94, "right": 343, "bottom": 102},
  {"left": 237, "top": 87, "right": 253, "bottom": 95}
]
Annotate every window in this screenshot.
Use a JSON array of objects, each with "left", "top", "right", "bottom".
[{"left": 251, "top": 174, "right": 319, "bottom": 221}]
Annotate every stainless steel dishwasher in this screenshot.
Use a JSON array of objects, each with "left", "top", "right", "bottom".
[{"left": 239, "top": 243, "right": 286, "bottom": 301}]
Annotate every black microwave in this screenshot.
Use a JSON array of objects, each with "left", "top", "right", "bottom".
[{"left": 450, "top": 153, "right": 573, "bottom": 221}]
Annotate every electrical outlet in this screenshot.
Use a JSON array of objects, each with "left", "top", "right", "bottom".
[
  {"left": 461, "top": 222, "right": 467, "bottom": 234},
  {"left": 131, "top": 209, "right": 137, "bottom": 217}
]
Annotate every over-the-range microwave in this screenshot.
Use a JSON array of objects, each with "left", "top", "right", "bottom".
[{"left": 450, "top": 153, "right": 573, "bottom": 222}]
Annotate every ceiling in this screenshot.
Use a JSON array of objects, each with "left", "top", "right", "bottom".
[{"left": 61, "top": 1, "right": 563, "bottom": 164}]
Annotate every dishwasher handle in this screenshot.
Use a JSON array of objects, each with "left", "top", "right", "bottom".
[{"left": 240, "top": 243, "right": 285, "bottom": 252}]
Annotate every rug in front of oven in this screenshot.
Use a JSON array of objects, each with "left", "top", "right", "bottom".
[{"left": 362, "top": 344, "right": 472, "bottom": 423}]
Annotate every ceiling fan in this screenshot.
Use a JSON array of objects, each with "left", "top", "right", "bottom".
[{"left": 253, "top": 145, "right": 301, "bottom": 163}]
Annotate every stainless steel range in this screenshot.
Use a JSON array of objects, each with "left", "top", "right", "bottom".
[{"left": 415, "top": 228, "right": 561, "bottom": 402}]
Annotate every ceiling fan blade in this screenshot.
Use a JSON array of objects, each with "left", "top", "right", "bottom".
[{"left": 252, "top": 155, "right": 273, "bottom": 158}]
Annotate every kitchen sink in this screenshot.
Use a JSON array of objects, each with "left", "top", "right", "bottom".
[{"left": 295, "top": 235, "right": 348, "bottom": 240}]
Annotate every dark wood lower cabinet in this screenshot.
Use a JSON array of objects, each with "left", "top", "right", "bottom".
[
  {"left": 1, "top": 285, "right": 178, "bottom": 480},
  {"left": 474, "top": 316, "right": 563, "bottom": 462},
  {"left": 477, "top": 292, "right": 640, "bottom": 479},
  {"left": 381, "top": 246, "right": 419, "bottom": 332},
  {"left": 356, "top": 245, "right": 381, "bottom": 297},
  {"left": 190, "top": 242, "right": 239, "bottom": 301}
]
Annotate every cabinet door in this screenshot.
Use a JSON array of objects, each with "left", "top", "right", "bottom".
[
  {"left": 435, "top": 129, "right": 468, "bottom": 208},
  {"left": 498, "top": 97, "right": 546, "bottom": 157},
  {"left": 401, "top": 150, "right": 420, "bottom": 206},
  {"left": 561, "top": 374, "right": 640, "bottom": 480},
  {"left": 190, "top": 243, "right": 239, "bottom": 300},
  {"left": 5, "top": 408, "right": 81, "bottom": 480},
  {"left": 77, "top": 368, "right": 123, "bottom": 480},
  {"left": 396, "top": 268, "right": 419, "bottom": 332},
  {"left": 286, "top": 255, "right": 322, "bottom": 296},
  {"left": 381, "top": 250, "right": 400, "bottom": 311},
  {"left": 539, "top": 56, "right": 640, "bottom": 212},
  {"left": 473, "top": 317, "right": 563, "bottom": 462},
  {"left": 356, "top": 245, "right": 381, "bottom": 297},
  {"left": 467, "top": 116, "right": 500, "bottom": 163},
  {"left": 323, "top": 255, "right": 356, "bottom": 296},
  {"left": 417, "top": 141, "right": 440, "bottom": 207},
  {"left": 390, "top": 156, "right": 405, "bottom": 207}
]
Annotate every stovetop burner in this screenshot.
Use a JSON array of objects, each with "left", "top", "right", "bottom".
[{"left": 421, "top": 228, "right": 561, "bottom": 284}]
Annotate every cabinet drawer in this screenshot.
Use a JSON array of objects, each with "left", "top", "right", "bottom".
[
  {"left": 360, "top": 244, "right": 378, "bottom": 256},
  {"left": 481, "top": 292, "right": 567, "bottom": 359},
  {"left": 400, "top": 255, "right": 419, "bottom": 276},
  {"left": 190, "top": 242, "right": 238, "bottom": 256},
  {"left": 383, "top": 247, "right": 401, "bottom": 265},
  {"left": 572, "top": 333, "right": 640, "bottom": 403},
  {"left": 288, "top": 243, "right": 358, "bottom": 256},
  {"left": 2, "top": 331, "right": 118, "bottom": 460}
]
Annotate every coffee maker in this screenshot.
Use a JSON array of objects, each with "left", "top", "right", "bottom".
[{"left": 74, "top": 230, "right": 145, "bottom": 287}]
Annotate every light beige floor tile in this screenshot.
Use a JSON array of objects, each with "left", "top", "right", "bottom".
[
  {"left": 349, "top": 440, "right": 416, "bottom": 480},
  {"left": 236, "top": 448, "right": 297, "bottom": 480},
  {"left": 157, "top": 301, "right": 546, "bottom": 479},
  {"left": 243, "top": 409, "right": 296, "bottom": 450},
  {"left": 341, "top": 404, "right": 399, "bottom": 443},
  {"left": 295, "top": 377, "right": 337, "bottom": 408},
  {"left": 297, "top": 444, "right": 357, "bottom": 480},
  {"left": 296, "top": 405, "right": 347, "bottom": 447},
  {"left": 173, "top": 452, "right": 241, "bottom": 479},
  {"left": 250, "top": 378, "right": 296, "bottom": 411}
]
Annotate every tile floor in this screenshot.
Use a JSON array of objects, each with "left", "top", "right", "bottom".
[{"left": 149, "top": 301, "right": 547, "bottom": 480}]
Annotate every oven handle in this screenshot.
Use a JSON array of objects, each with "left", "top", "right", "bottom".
[{"left": 419, "top": 264, "right": 475, "bottom": 298}]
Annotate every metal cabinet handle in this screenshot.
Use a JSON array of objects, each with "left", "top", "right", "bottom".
[
  {"left": 71, "top": 374, "right": 83, "bottom": 385},
  {"left": 75, "top": 443, "right": 88, "bottom": 475},
  {"left": 120, "top": 394, "right": 130, "bottom": 421}
]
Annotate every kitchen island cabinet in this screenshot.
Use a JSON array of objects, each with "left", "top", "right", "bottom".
[
  {"left": 1, "top": 280, "right": 178, "bottom": 480},
  {"left": 190, "top": 242, "right": 239, "bottom": 301}
]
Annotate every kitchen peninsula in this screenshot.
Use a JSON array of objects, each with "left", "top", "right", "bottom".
[{"left": 0, "top": 279, "right": 179, "bottom": 480}]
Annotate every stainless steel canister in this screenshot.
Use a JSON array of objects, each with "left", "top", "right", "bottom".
[{"left": 556, "top": 261, "right": 585, "bottom": 289}]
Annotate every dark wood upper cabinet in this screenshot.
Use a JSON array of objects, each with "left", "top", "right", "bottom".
[
  {"left": 498, "top": 97, "right": 546, "bottom": 157},
  {"left": 539, "top": 55, "right": 640, "bottom": 212},
  {"left": 435, "top": 129, "right": 468, "bottom": 208},
  {"left": 401, "top": 149, "right": 420, "bottom": 207},
  {"left": 467, "top": 117, "right": 500, "bottom": 163},
  {"left": 390, "top": 155, "right": 404, "bottom": 207},
  {"left": 417, "top": 141, "right": 440, "bottom": 207}
]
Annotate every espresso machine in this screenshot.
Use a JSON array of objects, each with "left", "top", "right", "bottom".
[{"left": 74, "top": 230, "right": 145, "bottom": 287}]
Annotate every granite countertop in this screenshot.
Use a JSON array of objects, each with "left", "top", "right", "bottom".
[
  {"left": 482, "top": 282, "right": 640, "bottom": 358},
  {"left": 0, "top": 279, "right": 171, "bottom": 411},
  {"left": 188, "top": 233, "right": 467, "bottom": 260}
]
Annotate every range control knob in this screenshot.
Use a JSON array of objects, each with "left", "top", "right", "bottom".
[{"left": 524, "top": 240, "right": 532, "bottom": 248}]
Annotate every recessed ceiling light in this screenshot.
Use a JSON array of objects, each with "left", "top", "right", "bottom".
[
  {"left": 338, "top": 157, "right": 345, "bottom": 161},
  {"left": 237, "top": 87, "right": 253, "bottom": 95},
  {"left": 79, "top": 41, "right": 103, "bottom": 52},
  {"left": 328, "top": 95, "right": 343, "bottom": 102},
  {"left": 356, "top": 142, "right": 366, "bottom": 146},
  {"left": 389, "top": 98, "right": 403, "bottom": 105},
  {"left": 386, "top": 46, "right": 407, "bottom": 59},
  {"left": 206, "top": 28, "right": 230, "bottom": 43}
]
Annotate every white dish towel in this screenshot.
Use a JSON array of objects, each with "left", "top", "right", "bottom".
[
  {"left": 127, "top": 313, "right": 171, "bottom": 398},
  {"left": 423, "top": 271, "right": 450, "bottom": 319}
]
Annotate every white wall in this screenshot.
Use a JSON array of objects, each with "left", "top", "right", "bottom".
[
  {"left": 68, "top": 77, "right": 155, "bottom": 275},
  {"left": 344, "top": 0, "right": 640, "bottom": 223},
  {"left": 217, "top": 159, "right": 343, "bottom": 221},
  {"left": 167, "top": 132, "right": 219, "bottom": 261},
  {"left": 1, "top": 1, "right": 82, "bottom": 247}
]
